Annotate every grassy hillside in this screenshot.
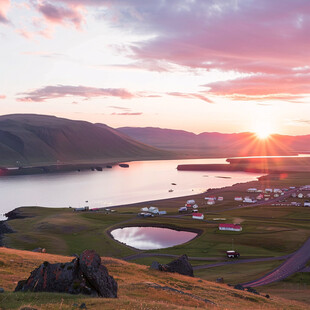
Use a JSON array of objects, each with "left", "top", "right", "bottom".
[
  {"left": 0, "top": 247, "right": 307, "bottom": 309},
  {"left": 0, "top": 114, "right": 172, "bottom": 167}
]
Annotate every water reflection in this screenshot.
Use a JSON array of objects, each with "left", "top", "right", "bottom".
[{"left": 111, "top": 226, "right": 197, "bottom": 250}]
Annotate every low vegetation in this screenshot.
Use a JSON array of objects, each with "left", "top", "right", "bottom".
[{"left": 0, "top": 247, "right": 308, "bottom": 309}]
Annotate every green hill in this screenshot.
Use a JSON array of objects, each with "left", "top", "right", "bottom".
[{"left": 0, "top": 114, "right": 172, "bottom": 167}]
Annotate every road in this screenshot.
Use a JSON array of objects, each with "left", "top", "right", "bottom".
[{"left": 241, "top": 236, "right": 310, "bottom": 287}]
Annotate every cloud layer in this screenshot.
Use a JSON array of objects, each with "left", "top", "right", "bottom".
[{"left": 18, "top": 85, "right": 136, "bottom": 102}]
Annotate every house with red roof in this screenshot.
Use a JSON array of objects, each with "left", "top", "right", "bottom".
[{"left": 219, "top": 223, "right": 242, "bottom": 232}]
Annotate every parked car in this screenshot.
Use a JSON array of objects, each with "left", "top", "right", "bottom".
[{"left": 226, "top": 250, "right": 240, "bottom": 258}]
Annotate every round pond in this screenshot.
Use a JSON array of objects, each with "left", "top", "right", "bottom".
[{"left": 110, "top": 226, "right": 198, "bottom": 250}]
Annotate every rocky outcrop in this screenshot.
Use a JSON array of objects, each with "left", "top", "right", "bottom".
[
  {"left": 150, "top": 254, "right": 194, "bottom": 277},
  {"left": 15, "top": 249, "right": 117, "bottom": 298}
]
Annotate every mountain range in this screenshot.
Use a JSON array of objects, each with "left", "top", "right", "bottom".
[
  {"left": 0, "top": 114, "right": 171, "bottom": 167},
  {"left": 118, "top": 127, "right": 310, "bottom": 157}
]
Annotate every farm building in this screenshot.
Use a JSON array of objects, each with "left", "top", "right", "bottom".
[
  {"left": 243, "top": 197, "right": 257, "bottom": 203},
  {"left": 205, "top": 196, "right": 216, "bottom": 200},
  {"left": 304, "top": 202, "right": 310, "bottom": 207},
  {"left": 247, "top": 188, "right": 257, "bottom": 192},
  {"left": 219, "top": 224, "right": 242, "bottom": 232},
  {"left": 265, "top": 188, "right": 273, "bottom": 193},
  {"left": 298, "top": 193, "right": 304, "bottom": 199},
  {"left": 234, "top": 196, "right": 243, "bottom": 201},
  {"left": 218, "top": 196, "right": 224, "bottom": 201},
  {"left": 207, "top": 200, "right": 215, "bottom": 205},
  {"left": 192, "top": 213, "right": 204, "bottom": 220},
  {"left": 187, "top": 199, "right": 195, "bottom": 205}
]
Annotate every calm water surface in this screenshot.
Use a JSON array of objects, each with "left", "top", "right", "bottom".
[
  {"left": 111, "top": 226, "right": 198, "bottom": 250},
  {"left": 0, "top": 158, "right": 261, "bottom": 219}
]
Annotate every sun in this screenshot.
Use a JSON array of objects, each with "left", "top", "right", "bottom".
[{"left": 253, "top": 123, "right": 273, "bottom": 139}]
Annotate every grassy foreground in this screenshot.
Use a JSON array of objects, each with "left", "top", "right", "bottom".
[{"left": 0, "top": 247, "right": 308, "bottom": 310}]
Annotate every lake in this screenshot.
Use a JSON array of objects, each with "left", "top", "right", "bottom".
[
  {"left": 0, "top": 158, "right": 261, "bottom": 220},
  {"left": 110, "top": 226, "right": 198, "bottom": 250}
]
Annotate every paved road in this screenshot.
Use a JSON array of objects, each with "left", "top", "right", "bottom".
[
  {"left": 193, "top": 255, "right": 290, "bottom": 270},
  {"left": 241, "top": 236, "right": 310, "bottom": 287}
]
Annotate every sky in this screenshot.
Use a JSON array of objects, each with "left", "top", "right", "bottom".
[{"left": 1, "top": 0, "right": 310, "bottom": 135}]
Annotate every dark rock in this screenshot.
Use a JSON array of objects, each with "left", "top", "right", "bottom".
[
  {"left": 234, "top": 284, "right": 245, "bottom": 291},
  {"left": 32, "top": 247, "right": 46, "bottom": 253},
  {"left": 216, "top": 277, "right": 224, "bottom": 283},
  {"left": 14, "top": 249, "right": 117, "bottom": 298},
  {"left": 79, "top": 303, "right": 87, "bottom": 309},
  {"left": 150, "top": 254, "right": 194, "bottom": 277},
  {"left": 265, "top": 294, "right": 270, "bottom": 299},
  {"left": 0, "top": 287, "right": 4, "bottom": 293},
  {"left": 79, "top": 249, "right": 118, "bottom": 298},
  {"left": 150, "top": 261, "right": 161, "bottom": 270},
  {"left": 20, "top": 307, "right": 38, "bottom": 310},
  {"left": 246, "top": 287, "right": 260, "bottom": 295}
]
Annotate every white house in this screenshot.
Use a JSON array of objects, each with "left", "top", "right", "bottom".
[
  {"left": 247, "top": 188, "right": 257, "bottom": 193},
  {"left": 148, "top": 206, "right": 159, "bottom": 214},
  {"left": 304, "top": 202, "right": 310, "bottom": 207},
  {"left": 298, "top": 193, "right": 304, "bottom": 199},
  {"left": 192, "top": 213, "right": 204, "bottom": 220},
  {"left": 243, "top": 197, "right": 257, "bottom": 203},
  {"left": 218, "top": 196, "right": 224, "bottom": 201},
  {"left": 274, "top": 188, "right": 282, "bottom": 193},
  {"left": 187, "top": 199, "right": 196, "bottom": 205},
  {"left": 265, "top": 188, "right": 273, "bottom": 193},
  {"left": 234, "top": 196, "right": 243, "bottom": 201},
  {"left": 207, "top": 200, "right": 215, "bottom": 205},
  {"left": 192, "top": 204, "right": 199, "bottom": 209},
  {"left": 219, "top": 224, "right": 242, "bottom": 232}
]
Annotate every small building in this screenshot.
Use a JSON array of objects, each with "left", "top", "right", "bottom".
[
  {"left": 205, "top": 196, "right": 216, "bottom": 200},
  {"left": 192, "top": 213, "right": 204, "bottom": 220},
  {"left": 243, "top": 197, "right": 257, "bottom": 203},
  {"left": 187, "top": 199, "right": 196, "bottom": 205},
  {"left": 148, "top": 206, "right": 159, "bottom": 214},
  {"left": 304, "top": 202, "right": 310, "bottom": 207},
  {"left": 158, "top": 211, "right": 167, "bottom": 215},
  {"left": 179, "top": 206, "right": 188, "bottom": 213},
  {"left": 218, "top": 196, "right": 224, "bottom": 201},
  {"left": 219, "top": 224, "right": 242, "bottom": 232},
  {"left": 265, "top": 188, "right": 273, "bottom": 193},
  {"left": 274, "top": 188, "right": 282, "bottom": 193},
  {"left": 234, "top": 196, "right": 243, "bottom": 201},
  {"left": 207, "top": 200, "right": 215, "bottom": 205},
  {"left": 256, "top": 194, "right": 264, "bottom": 200},
  {"left": 291, "top": 193, "right": 297, "bottom": 198},
  {"left": 192, "top": 204, "right": 199, "bottom": 209},
  {"left": 298, "top": 193, "right": 304, "bottom": 199},
  {"left": 247, "top": 188, "right": 257, "bottom": 193},
  {"left": 274, "top": 194, "right": 279, "bottom": 198},
  {"left": 74, "top": 206, "right": 89, "bottom": 212}
]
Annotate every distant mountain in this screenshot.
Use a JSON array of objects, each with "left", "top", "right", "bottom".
[
  {"left": 0, "top": 114, "right": 171, "bottom": 167},
  {"left": 117, "top": 127, "right": 310, "bottom": 156}
]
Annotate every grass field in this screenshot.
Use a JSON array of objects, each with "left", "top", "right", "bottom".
[
  {"left": 2, "top": 171, "right": 310, "bottom": 306},
  {"left": 0, "top": 247, "right": 308, "bottom": 310}
]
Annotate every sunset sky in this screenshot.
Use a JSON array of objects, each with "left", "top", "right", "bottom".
[{"left": 1, "top": 0, "right": 310, "bottom": 135}]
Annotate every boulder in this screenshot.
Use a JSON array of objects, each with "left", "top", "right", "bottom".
[
  {"left": 15, "top": 250, "right": 117, "bottom": 298},
  {"left": 216, "top": 277, "right": 224, "bottom": 283},
  {"left": 150, "top": 254, "right": 194, "bottom": 277}
]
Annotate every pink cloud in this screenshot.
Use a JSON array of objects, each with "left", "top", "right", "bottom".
[
  {"left": 0, "top": 94, "right": 6, "bottom": 99},
  {"left": 36, "top": 1, "right": 85, "bottom": 29},
  {"left": 111, "top": 112, "right": 142, "bottom": 116},
  {"left": 205, "top": 73, "right": 310, "bottom": 100},
  {"left": 0, "top": 0, "right": 10, "bottom": 23},
  {"left": 168, "top": 92, "right": 213, "bottom": 103},
  {"left": 17, "top": 85, "right": 136, "bottom": 102}
]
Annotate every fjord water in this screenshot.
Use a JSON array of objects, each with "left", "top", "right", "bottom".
[
  {"left": 111, "top": 226, "right": 198, "bottom": 250},
  {"left": 0, "top": 158, "right": 261, "bottom": 219}
]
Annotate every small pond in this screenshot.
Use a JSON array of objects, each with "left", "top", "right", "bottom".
[{"left": 110, "top": 226, "right": 198, "bottom": 250}]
